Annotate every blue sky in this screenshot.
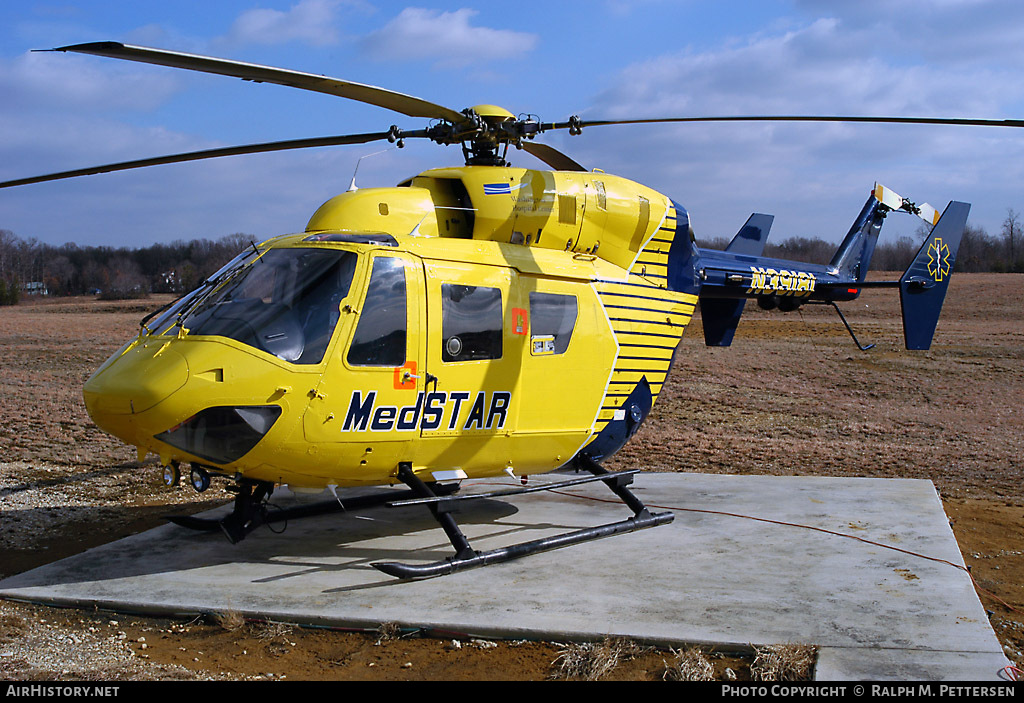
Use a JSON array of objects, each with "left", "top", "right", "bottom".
[{"left": 2, "top": 0, "right": 1023, "bottom": 249}]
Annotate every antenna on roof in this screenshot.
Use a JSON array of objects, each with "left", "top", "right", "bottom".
[{"left": 348, "top": 147, "right": 395, "bottom": 191}]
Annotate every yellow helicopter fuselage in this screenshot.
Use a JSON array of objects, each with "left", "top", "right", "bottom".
[{"left": 82, "top": 165, "right": 698, "bottom": 489}]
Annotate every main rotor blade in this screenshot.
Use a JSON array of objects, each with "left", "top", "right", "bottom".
[
  {"left": 48, "top": 42, "right": 468, "bottom": 124},
  {"left": 520, "top": 142, "right": 587, "bottom": 172},
  {"left": 0, "top": 131, "right": 399, "bottom": 189},
  {"left": 553, "top": 114, "right": 1024, "bottom": 130}
]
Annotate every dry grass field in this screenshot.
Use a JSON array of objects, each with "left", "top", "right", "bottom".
[{"left": 0, "top": 273, "right": 1021, "bottom": 680}]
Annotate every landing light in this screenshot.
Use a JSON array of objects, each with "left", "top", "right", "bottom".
[
  {"left": 161, "top": 462, "right": 180, "bottom": 487},
  {"left": 190, "top": 466, "right": 211, "bottom": 493}
]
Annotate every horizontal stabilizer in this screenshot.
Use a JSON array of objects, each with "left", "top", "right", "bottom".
[{"left": 900, "top": 200, "right": 970, "bottom": 350}]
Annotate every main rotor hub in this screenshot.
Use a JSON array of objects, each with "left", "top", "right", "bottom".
[
  {"left": 399, "top": 104, "right": 544, "bottom": 166},
  {"left": 470, "top": 104, "right": 516, "bottom": 122}
]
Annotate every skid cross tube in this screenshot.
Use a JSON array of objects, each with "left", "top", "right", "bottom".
[
  {"left": 166, "top": 480, "right": 459, "bottom": 542},
  {"left": 386, "top": 469, "right": 642, "bottom": 507},
  {"left": 392, "top": 463, "right": 476, "bottom": 560},
  {"left": 371, "top": 459, "right": 674, "bottom": 579}
]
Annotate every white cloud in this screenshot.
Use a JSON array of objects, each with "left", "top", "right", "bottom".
[
  {"left": 568, "top": 15, "right": 1024, "bottom": 242},
  {"left": 361, "top": 8, "right": 538, "bottom": 67},
  {"left": 592, "top": 17, "right": 1019, "bottom": 120},
  {"left": 225, "top": 0, "right": 350, "bottom": 47},
  {"left": 793, "top": 0, "right": 1024, "bottom": 67},
  {"left": 0, "top": 50, "right": 180, "bottom": 113}
]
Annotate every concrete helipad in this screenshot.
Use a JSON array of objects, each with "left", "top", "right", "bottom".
[{"left": 0, "top": 473, "right": 1010, "bottom": 680}]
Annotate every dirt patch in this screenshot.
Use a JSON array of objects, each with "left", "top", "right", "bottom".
[
  {"left": 1, "top": 277, "right": 1022, "bottom": 679},
  {"left": 943, "top": 498, "right": 1024, "bottom": 663}
]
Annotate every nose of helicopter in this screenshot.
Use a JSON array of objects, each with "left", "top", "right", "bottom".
[
  {"left": 83, "top": 340, "right": 189, "bottom": 424},
  {"left": 82, "top": 336, "right": 295, "bottom": 470}
]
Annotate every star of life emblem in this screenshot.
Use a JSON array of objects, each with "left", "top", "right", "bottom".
[{"left": 927, "top": 238, "right": 951, "bottom": 282}]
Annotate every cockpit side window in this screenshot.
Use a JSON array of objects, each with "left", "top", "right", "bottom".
[
  {"left": 347, "top": 256, "right": 408, "bottom": 367},
  {"left": 294, "top": 251, "right": 358, "bottom": 363}
]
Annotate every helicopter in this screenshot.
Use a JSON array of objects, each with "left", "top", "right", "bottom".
[{"left": 0, "top": 41, "right": 1006, "bottom": 579}]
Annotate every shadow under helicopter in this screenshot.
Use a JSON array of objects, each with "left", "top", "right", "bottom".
[{"left": 0, "top": 484, "right": 626, "bottom": 595}]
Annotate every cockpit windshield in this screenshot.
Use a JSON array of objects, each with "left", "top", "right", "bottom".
[
  {"left": 144, "top": 247, "right": 262, "bottom": 337},
  {"left": 177, "top": 248, "right": 358, "bottom": 364}
]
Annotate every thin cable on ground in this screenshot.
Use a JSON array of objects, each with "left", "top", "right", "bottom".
[
  {"left": 519, "top": 482, "right": 1020, "bottom": 615},
  {"left": 465, "top": 476, "right": 1021, "bottom": 672}
]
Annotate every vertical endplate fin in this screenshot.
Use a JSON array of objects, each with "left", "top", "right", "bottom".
[
  {"left": 899, "top": 201, "right": 970, "bottom": 350},
  {"left": 701, "top": 213, "right": 773, "bottom": 346},
  {"left": 724, "top": 213, "right": 774, "bottom": 256}
]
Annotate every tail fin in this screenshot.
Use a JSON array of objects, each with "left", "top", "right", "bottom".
[
  {"left": 900, "top": 201, "right": 970, "bottom": 350},
  {"left": 700, "top": 214, "right": 773, "bottom": 346},
  {"left": 828, "top": 193, "right": 886, "bottom": 282},
  {"left": 691, "top": 184, "right": 967, "bottom": 350}
]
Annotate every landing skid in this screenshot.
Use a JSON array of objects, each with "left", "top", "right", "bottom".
[{"left": 371, "top": 457, "right": 674, "bottom": 580}]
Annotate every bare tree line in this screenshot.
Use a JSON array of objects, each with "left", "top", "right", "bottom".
[
  {"left": 0, "top": 211, "right": 1021, "bottom": 306},
  {"left": 0, "top": 229, "right": 254, "bottom": 304}
]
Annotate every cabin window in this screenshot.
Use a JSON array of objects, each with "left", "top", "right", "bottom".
[
  {"left": 441, "top": 284, "right": 503, "bottom": 362},
  {"left": 529, "top": 292, "right": 578, "bottom": 355},
  {"left": 347, "top": 257, "right": 407, "bottom": 367}
]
